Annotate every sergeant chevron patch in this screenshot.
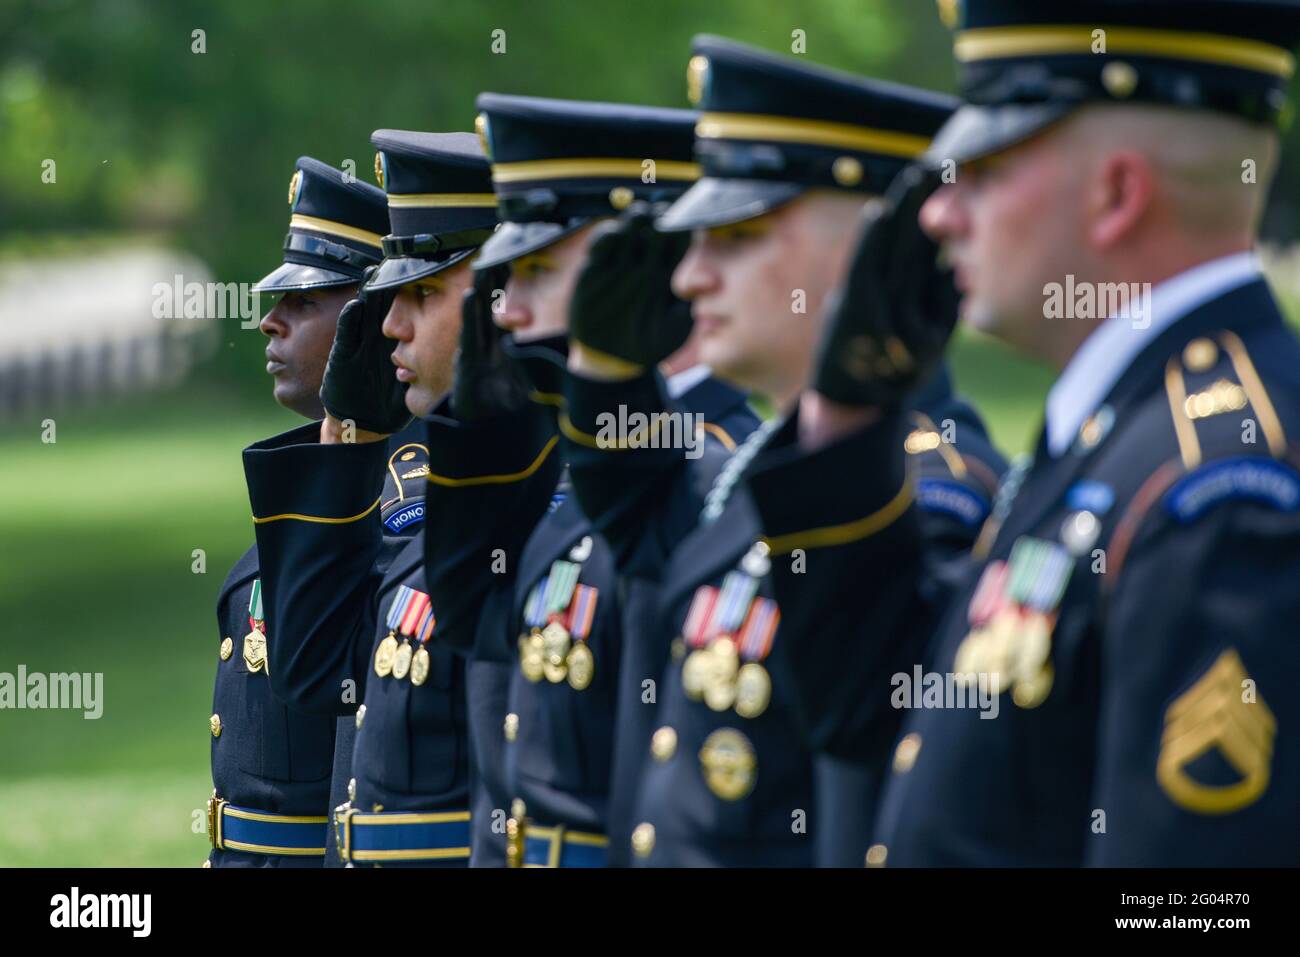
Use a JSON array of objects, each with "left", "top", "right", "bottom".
[{"left": 1157, "top": 649, "right": 1275, "bottom": 815}]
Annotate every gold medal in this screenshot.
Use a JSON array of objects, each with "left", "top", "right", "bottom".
[
  {"left": 1012, "top": 663, "right": 1054, "bottom": 709},
  {"left": 541, "top": 619, "right": 571, "bottom": 665},
  {"left": 543, "top": 658, "right": 568, "bottom": 683},
  {"left": 734, "top": 662, "right": 771, "bottom": 719},
  {"left": 566, "top": 642, "right": 594, "bottom": 691},
  {"left": 699, "top": 728, "right": 756, "bottom": 801},
  {"left": 374, "top": 632, "right": 399, "bottom": 677},
  {"left": 410, "top": 646, "right": 430, "bottom": 686},
  {"left": 711, "top": 636, "right": 740, "bottom": 673},
  {"left": 984, "top": 608, "right": 1019, "bottom": 690},
  {"left": 519, "top": 631, "right": 545, "bottom": 682},
  {"left": 392, "top": 640, "right": 413, "bottom": 680},
  {"left": 242, "top": 630, "right": 267, "bottom": 674},
  {"left": 1013, "top": 611, "right": 1051, "bottom": 682},
  {"left": 681, "top": 648, "right": 710, "bottom": 700},
  {"left": 952, "top": 627, "right": 985, "bottom": 683},
  {"left": 703, "top": 637, "right": 740, "bottom": 712},
  {"left": 704, "top": 672, "right": 738, "bottom": 712}
]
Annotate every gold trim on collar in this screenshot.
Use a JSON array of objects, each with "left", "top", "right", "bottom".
[
  {"left": 954, "top": 25, "right": 1296, "bottom": 78},
  {"left": 289, "top": 214, "right": 385, "bottom": 247},
  {"left": 490, "top": 158, "right": 702, "bottom": 184},
  {"left": 253, "top": 496, "right": 382, "bottom": 525},
  {"left": 696, "top": 112, "right": 932, "bottom": 159},
  {"left": 386, "top": 192, "right": 499, "bottom": 208}
]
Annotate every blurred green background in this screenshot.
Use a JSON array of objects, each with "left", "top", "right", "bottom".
[{"left": 0, "top": 1, "right": 1297, "bottom": 866}]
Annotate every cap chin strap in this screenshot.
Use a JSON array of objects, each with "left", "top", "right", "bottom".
[
  {"left": 381, "top": 226, "right": 498, "bottom": 260},
  {"left": 283, "top": 231, "right": 380, "bottom": 272}
]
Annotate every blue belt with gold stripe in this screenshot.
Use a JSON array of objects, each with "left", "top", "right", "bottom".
[
  {"left": 207, "top": 794, "right": 327, "bottom": 857},
  {"left": 334, "top": 806, "right": 471, "bottom": 864},
  {"left": 522, "top": 824, "right": 609, "bottom": 868}
]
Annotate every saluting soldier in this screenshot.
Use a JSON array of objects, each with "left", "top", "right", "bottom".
[
  {"left": 560, "top": 36, "right": 1005, "bottom": 866},
  {"left": 243, "top": 132, "right": 500, "bottom": 865},
  {"left": 417, "top": 94, "right": 758, "bottom": 867},
  {"left": 207, "top": 158, "right": 410, "bottom": 867},
  {"left": 743, "top": 0, "right": 1300, "bottom": 865}
]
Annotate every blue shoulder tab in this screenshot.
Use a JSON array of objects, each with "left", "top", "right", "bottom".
[{"left": 1163, "top": 456, "right": 1300, "bottom": 524}]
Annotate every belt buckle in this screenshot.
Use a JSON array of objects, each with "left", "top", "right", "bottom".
[
  {"left": 334, "top": 802, "right": 355, "bottom": 864},
  {"left": 206, "top": 790, "right": 227, "bottom": 851}
]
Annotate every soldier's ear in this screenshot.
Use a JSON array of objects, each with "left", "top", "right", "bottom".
[{"left": 1087, "top": 151, "right": 1154, "bottom": 253}]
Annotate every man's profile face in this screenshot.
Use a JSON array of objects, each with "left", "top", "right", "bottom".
[
  {"left": 258, "top": 284, "right": 357, "bottom": 418},
  {"left": 382, "top": 260, "right": 474, "bottom": 417},
  {"left": 495, "top": 225, "right": 600, "bottom": 343},
  {"left": 920, "top": 131, "right": 1081, "bottom": 353},
  {"left": 670, "top": 193, "right": 856, "bottom": 399}
]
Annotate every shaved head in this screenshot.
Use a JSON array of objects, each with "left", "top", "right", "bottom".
[{"left": 920, "top": 102, "right": 1277, "bottom": 367}]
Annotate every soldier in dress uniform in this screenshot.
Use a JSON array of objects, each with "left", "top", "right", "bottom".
[
  {"left": 561, "top": 36, "right": 1006, "bottom": 866},
  {"left": 207, "top": 157, "right": 407, "bottom": 867},
  {"left": 242, "top": 131, "right": 499, "bottom": 866},
  {"left": 743, "top": 0, "right": 1300, "bottom": 865},
  {"left": 416, "top": 94, "right": 759, "bottom": 867}
]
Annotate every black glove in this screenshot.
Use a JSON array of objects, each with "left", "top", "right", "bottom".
[
  {"left": 318, "top": 268, "right": 410, "bottom": 434},
  {"left": 450, "top": 265, "right": 531, "bottom": 422},
  {"left": 812, "top": 165, "right": 959, "bottom": 408},
  {"left": 568, "top": 201, "right": 693, "bottom": 368}
]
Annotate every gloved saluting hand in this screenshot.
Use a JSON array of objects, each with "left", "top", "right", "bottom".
[
  {"left": 319, "top": 267, "right": 410, "bottom": 435},
  {"left": 812, "top": 164, "right": 959, "bottom": 408},
  {"left": 450, "top": 264, "right": 531, "bottom": 422},
  {"left": 568, "top": 201, "right": 693, "bottom": 370}
]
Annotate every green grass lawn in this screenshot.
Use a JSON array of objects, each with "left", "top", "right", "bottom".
[{"left": 0, "top": 386, "right": 300, "bottom": 866}]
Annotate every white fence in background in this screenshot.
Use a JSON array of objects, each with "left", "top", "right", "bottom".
[{"left": 0, "top": 249, "right": 222, "bottom": 421}]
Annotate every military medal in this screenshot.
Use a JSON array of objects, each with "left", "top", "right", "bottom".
[
  {"left": 538, "top": 560, "right": 581, "bottom": 683},
  {"left": 380, "top": 584, "right": 433, "bottom": 682},
  {"left": 242, "top": 579, "right": 268, "bottom": 674},
  {"left": 704, "top": 637, "right": 740, "bottom": 712},
  {"left": 374, "top": 633, "right": 399, "bottom": 677},
  {"left": 409, "top": 604, "right": 436, "bottom": 687},
  {"left": 956, "top": 538, "right": 1073, "bottom": 707},
  {"left": 679, "top": 585, "right": 720, "bottom": 700},
  {"left": 699, "top": 728, "right": 757, "bottom": 801},
  {"left": 701, "top": 571, "right": 759, "bottom": 711},
  {"left": 564, "top": 584, "right": 599, "bottom": 691},
  {"left": 519, "top": 629, "right": 546, "bottom": 683},
  {"left": 392, "top": 640, "right": 414, "bottom": 680},
  {"left": 519, "top": 582, "right": 548, "bottom": 682},
  {"left": 733, "top": 596, "right": 779, "bottom": 719}
]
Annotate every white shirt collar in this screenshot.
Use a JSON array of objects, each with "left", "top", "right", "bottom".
[
  {"left": 665, "top": 363, "right": 712, "bottom": 399},
  {"left": 1044, "top": 251, "right": 1261, "bottom": 457}
]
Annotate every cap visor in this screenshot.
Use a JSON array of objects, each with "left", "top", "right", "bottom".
[
  {"left": 924, "top": 103, "right": 1076, "bottom": 167},
  {"left": 252, "top": 261, "right": 359, "bottom": 294},
  {"left": 473, "top": 220, "right": 592, "bottom": 269},
  {"left": 365, "top": 247, "right": 479, "bottom": 291},
  {"left": 655, "top": 178, "right": 804, "bottom": 232}
]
